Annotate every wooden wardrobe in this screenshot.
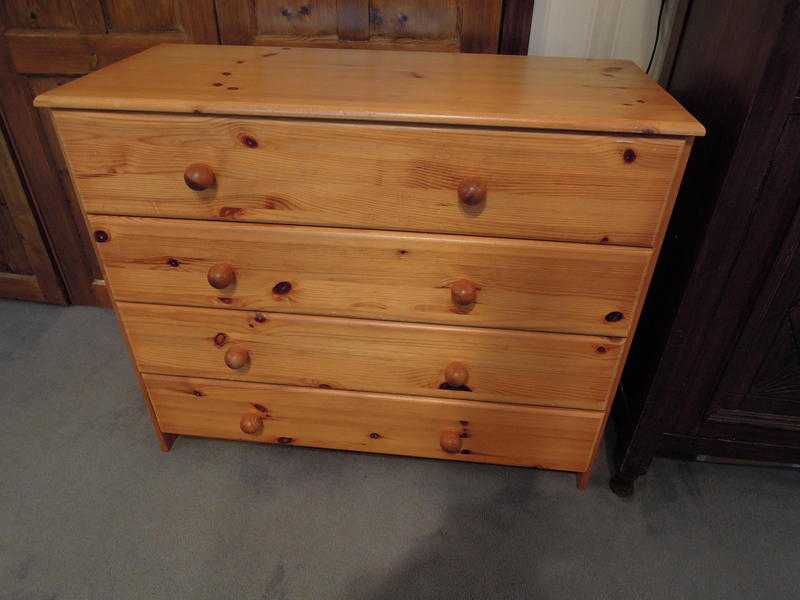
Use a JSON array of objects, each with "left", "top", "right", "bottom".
[{"left": 612, "top": 0, "right": 800, "bottom": 495}]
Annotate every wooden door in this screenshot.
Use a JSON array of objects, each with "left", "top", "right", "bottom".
[
  {"left": 0, "top": 119, "right": 64, "bottom": 303},
  {"left": 0, "top": 1, "right": 218, "bottom": 305},
  {"left": 216, "top": 0, "right": 505, "bottom": 53},
  {"left": 694, "top": 115, "right": 800, "bottom": 449}
]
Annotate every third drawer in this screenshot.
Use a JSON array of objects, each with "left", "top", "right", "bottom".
[{"left": 119, "top": 302, "right": 624, "bottom": 410}]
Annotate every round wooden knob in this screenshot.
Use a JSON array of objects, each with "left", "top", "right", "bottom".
[
  {"left": 444, "top": 362, "right": 469, "bottom": 387},
  {"left": 457, "top": 180, "right": 487, "bottom": 206},
  {"left": 207, "top": 263, "right": 236, "bottom": 289},
  {"left": 224, "top": 346, "right": 250, "bottom": 370},
  {"left": 240, "top": 414, "right": 264, "bottom": 435},
  {"left": 440, "top": 430, "right": 463, "bottom": 454},
  {"left": 451, "top": 280, "right": 478, "bottom": 307},
  {"left": 184, "top": 163, "right": 216, "bottom": 191}
]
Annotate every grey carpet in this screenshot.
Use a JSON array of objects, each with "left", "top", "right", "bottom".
[{"left": 1, "top": 299, "right": 798, "bottom": 600}]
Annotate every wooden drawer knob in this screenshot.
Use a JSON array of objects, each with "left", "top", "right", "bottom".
[
  {"left": 451, "top": 280, "right": 478, "bottom": 307},
  {"left": 457, "top": 180, "right": 487, "bottom": 206},
  {"left": 440, "top": 430, "right": 463, "bottom": 454},
  {"left": 184, "top": 163, "right": 216, "bottom": 191},
  {"left": 207, "top": 263, "right": 236, "bottom": 289},
  {"left": 240, "top": 414, "right": 264, "bottom": 435},
  {"left": 225, "top": 346, "right": 250, "bottom": 370},
  {"left": 444, "top": 362, "right": 469, "bottom": 387}
]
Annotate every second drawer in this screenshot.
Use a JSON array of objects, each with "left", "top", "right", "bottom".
[
  {"left": 119, "top": 302, "right": 624, "bottom": 410},
  {"left": 90, "top": 216, "right": 650, "bottom": 336}
]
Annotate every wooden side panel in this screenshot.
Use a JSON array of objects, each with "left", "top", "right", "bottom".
[
  {"left": 119, "top": 302, "right": 624, "bottom": 411},
  {"left": 29, "top": 77, "right": 106, "bottom": 302},
  {"left": 56, "top": 111, "right": 684, "bottom": 247},
  {"left": 590, "top": 139, "right": 694, "bottom": 480},
  {"left": 89, "top": 215, "right": 651, "bottom": 336},
  {"left": 145, "top": 373, "right": 603, "bottom": 471}
]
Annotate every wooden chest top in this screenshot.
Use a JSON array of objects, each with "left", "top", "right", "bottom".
[{"left": 34, "top": 43, "right": 704, "bottom": 136}]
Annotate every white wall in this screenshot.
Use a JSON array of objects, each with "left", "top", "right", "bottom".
[{"left": 528, "top": 0, "right": 679, "bottom": 78}]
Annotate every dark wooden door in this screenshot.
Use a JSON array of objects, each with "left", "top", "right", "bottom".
[
  {"left": 216, "top": 0, "right": 506, "bottom": 53},
  {"left": 0, "top": 1, "right": 218, "bottom": 305},
  {"left": 696, "top": 115, "right": 800, "bottom": 449},
  {"left": 611, "top": 0, "right": 800, "bottom": 494},
  {"left": 0, "top": 119, "right": 64, "bottom": 303}
]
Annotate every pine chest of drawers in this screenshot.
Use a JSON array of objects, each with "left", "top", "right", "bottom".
[{"left": 35, "top": 44, "right": 703, "bottom": 488}]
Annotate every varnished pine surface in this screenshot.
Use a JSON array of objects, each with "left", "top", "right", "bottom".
[
  {"left": 35, "top": 44, "right": 704, "bottom": 136},
  {"left": 119, "top": 302, "right": 625, "bottom": 411},
  {"left": 89, "top": 215, "right": 651, "bottom": 336},
  {"left": 145, "top": 374, "right": 602, "bottom": 471},
  {"left": 55, "top": 111, "right": 685, "bottom": 246}
]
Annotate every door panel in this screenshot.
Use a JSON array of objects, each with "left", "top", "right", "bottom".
[
  {"left": 216, "top": 0, "right": 502, "bottom": 52},
  {"left": 0, "top": 120, "right": 64, "bottom": 303},
  {"left": 699, "top": 116, "right": 800, "bottom": 446},
  {"left": 0, "top": 0, "right": 218, "bottom": 305}
]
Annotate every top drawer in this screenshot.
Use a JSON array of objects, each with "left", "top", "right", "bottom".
[{"left": 54, "top": 111, "right": 685, "bottom": 247}]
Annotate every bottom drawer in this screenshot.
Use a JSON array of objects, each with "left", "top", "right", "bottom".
[{"left": 145, "top": 374, "right": 602, "bottom": 472}]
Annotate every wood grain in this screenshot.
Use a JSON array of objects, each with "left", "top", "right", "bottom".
[
  {"left": 144, "top": 373, "right": 602, "bottom": 471},
  {"left": 336, "top": 0, "right": 370, "bottom": 41},
  {"left": 616, "top": 1, "right": 800, "bottom": 481},
  {"left": 460, "top": 0, "right": 502, "bottom": 52},
  {"left": 585, "top": 138, "right": 694, "bottom": 479},
  {"left": 0, "top": 36, "right": 97, "bottom": 304},
  {"left": 35, "top": 37, "right": 702, "bottom": 477},
  {"left": 89, "top": 215, "right": 651, "bottom": 335},
  {"left": 56, "top": 111, "right": 685, "bottom": 246},
  {"left": 499, "top": 0, "right": 534, "bottom": 55},
  {"left": 35, "top": 44, "right": 705, "bottom": 135},
  {"left": 250, "top": 33, "right": 460, "bottom": 52},
  {"left": 119, "top": 302, "right": 625, "bottom": 411},
  {"left": 0, "top": 122, "right": 65, "bottom": 303},
  {"left": 0, "top": 272, "right": 44, "bottom": 302},
  {"left": 26, "top": 77, "right": 104, "bottom": 302},
  {"left": 5, "top": 30, "right": 185, "bottom": 76},
  {"left": 2, "top": 2, "right": 218, "bottom": 306}
]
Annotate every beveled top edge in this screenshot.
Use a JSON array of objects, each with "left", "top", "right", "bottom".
[{"left": 35, "top": 44, "right": 705, "bottom": 137}]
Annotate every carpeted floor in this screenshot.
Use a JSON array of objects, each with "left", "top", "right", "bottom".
[{"left": 1, "top": 299, "right": 798, "bottom": 599}]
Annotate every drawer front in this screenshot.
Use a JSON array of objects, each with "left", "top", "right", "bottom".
[
  {"left": 120, "top": 302, "right": 624, "bottom": 410},
  {"left": 145, "top": 374, "right": 602, "bottom": 471},
  {"left": 91, "top": 216, "right": 650, "bottom": 336},
  {"left": 56, "top": 110, "right": 685, "bottom": 246}
]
